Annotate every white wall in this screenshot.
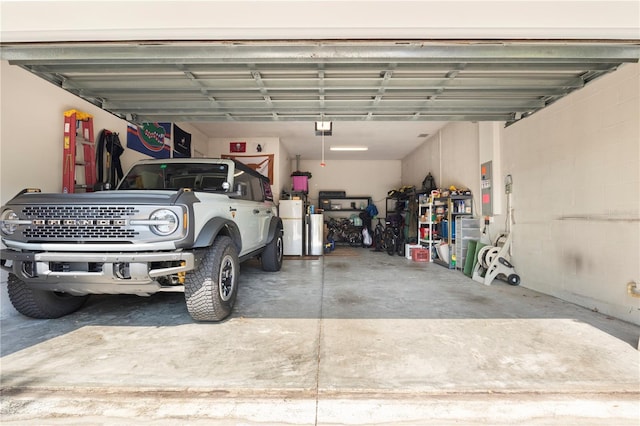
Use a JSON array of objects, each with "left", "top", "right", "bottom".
[
  {"left": 401, "top": 122, "right": 481, "bottom": 201},
  {"left": 0, "top": 61, "right": 132, "bottom": 204},
  {"left": 191, "top": 137, "right": 401, "bottom": 213},
  {"left": 3, "top": 1, "right": 637, "bottom": 42},
  {"left": 501, "top": 63, "right": 640, "bottom": 325},
  {"left": 0, "top": 61, "right": 210, "bottom": 205},
  {"left": 297, "top": 159, "right": 401, "bottom": 217},
  {"left": 208, "top": 137, "right": 286, "bottom": 202}
]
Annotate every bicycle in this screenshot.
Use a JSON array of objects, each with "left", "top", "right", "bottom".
[
  {"left": 326, "top": 217, "right": 363, "bottom": 247},
  {"left": 372, "top": 217, "right": 386, "bottom": 252},
  {"left": 383, "top": 214, "right": 405, "bottom": 257}
]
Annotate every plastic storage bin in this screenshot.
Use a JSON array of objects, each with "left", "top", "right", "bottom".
[
  {"left": 412, "top": 248, "right": 430, "bottom": 262},
  {"left": 292, "top": 175, "right": 308, "bottom": 192},
  {"left": 440, "top": 220, "right": 456, "bottom": 239}
]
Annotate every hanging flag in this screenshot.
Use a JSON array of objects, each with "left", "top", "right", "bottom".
[
  {"left": 173, "top": 124, "right": 192, "bottom": 158},
  {"left": 126, "top": 122, "right": 171, "bottom": 159}
]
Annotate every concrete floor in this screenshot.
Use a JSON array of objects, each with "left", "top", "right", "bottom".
[{"left": 1, "top": 247, "right": 639, "bottom": 425}]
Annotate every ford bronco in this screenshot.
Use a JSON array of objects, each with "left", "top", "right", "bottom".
[{"left": 0, "top": 158, "right": 284, "bottom": 322}]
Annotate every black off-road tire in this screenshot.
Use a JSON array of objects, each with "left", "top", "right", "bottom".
[
  {"left": 261, "top": 228, "right": 283, "bottom": 272},
  {"left": 184, "top": 235, "right": 239, "bottom": 322},
  {"left": 7, "top": 273, "right": 89, "bottom": 319}
]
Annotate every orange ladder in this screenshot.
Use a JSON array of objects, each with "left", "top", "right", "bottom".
[{"left": 63, "top": 109, "right": 96, "bottom": 193}]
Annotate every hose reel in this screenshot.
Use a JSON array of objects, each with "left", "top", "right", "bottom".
[
  {"left": 472, "top": 174, "right": 520, "bottom": 286},
  {"left": 473, "top": 237, "right": 520, "bottom": 286}
]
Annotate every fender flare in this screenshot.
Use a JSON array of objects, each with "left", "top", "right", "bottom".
[
  {"left": 267, "top": 216, "right": 284, "bottom": 243},
  {"left": 193, "top": 217, "right": 242, "bottom": 252}
]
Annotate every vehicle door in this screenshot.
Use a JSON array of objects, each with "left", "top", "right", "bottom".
[
  {"left": 229, "top": 171, "right": 261, "bottom": 254},
  {"left": 250, "top": 177, "right": 274, "bottom": 246}
]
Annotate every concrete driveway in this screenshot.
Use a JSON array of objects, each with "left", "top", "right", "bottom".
[{"left": 1, "top": 248, "right": 639, "bottom": 425}]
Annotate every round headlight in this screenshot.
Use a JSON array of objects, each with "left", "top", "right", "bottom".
[
  {"left": 149, "top": 209, "right": 179, "bottom": 236},
  {"left": 1, "top": 209, "right": 19, "bottom": 235}
]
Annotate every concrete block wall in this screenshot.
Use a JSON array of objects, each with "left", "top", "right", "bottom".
[{"left": 502, "top": 62, "right": 640, "bottom": 325}]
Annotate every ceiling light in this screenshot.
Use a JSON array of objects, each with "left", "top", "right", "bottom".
[{"left": 329, "top": 146, "right": 368, "bottom": 151}]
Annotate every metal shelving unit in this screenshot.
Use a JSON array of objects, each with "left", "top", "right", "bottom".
[
  {"left": 319, "top": 196, "right": 371, "bottom": 214},
  {"left": 418, "top": 194, "right": 474, "bottom": 268}
]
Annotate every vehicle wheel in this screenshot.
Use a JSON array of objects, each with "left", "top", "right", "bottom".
[
  {"left": 397, "top": 235, "right": 406, "bottom": 257},
  {"left": 348, "top": 231, "right": 362, "bottom": 247},
  {"left": 507, "top": 274, "right": 521, "bottom": 286},
  {"left": 385, "top": 232, "right": 396, "bottom": 256},
  {"left": 184, "top": 235, "right": 239, "bottom": 322},
  {"left": 7, "top": 273, "right": 88, "bottom": 319},
  {"left": 373, "top": 231, "right": 384, "bottom": 252},
  {"left": 261, "top": 228, "right": 283, "bottom": 272}
]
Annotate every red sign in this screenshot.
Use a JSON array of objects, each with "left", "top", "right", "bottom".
[{"left": 230, "top": 142, "right": 246, "bottom": 153}]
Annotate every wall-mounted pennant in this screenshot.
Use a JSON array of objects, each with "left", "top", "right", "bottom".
[{"left": 173, "top": 124, "right": 192, "bottom": 158}]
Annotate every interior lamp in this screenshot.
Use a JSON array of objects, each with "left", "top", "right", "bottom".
[{"left": 330, "top": 146, "right": 368, "bottom": 151}]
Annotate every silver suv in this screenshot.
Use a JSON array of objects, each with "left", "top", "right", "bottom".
[{"left": 0, "top": 158, "right": 283, "bottom": 322}]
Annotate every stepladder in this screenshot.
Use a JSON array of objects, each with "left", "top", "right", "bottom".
[{"left": 63, "top": 109, "right": 96, "bottom": 193}]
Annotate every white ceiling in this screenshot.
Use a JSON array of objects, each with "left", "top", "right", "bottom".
[{"left": 191, "top": 120, "right": 447, "bottom": 161}]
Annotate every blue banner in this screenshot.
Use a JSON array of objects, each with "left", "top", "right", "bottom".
[{"left": 126, "top": 122, "right": 172, "bottom": 159}]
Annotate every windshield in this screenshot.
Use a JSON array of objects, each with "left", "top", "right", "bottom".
[{"left": 118, "top": 163, "right": 229, "bottom": 191}]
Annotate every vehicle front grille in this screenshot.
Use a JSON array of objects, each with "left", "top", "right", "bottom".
[
  {"left": 19, "top": 205, "right": 140, "bottom": 242},
  {"left": 23, "top": 226, "right": 137, "bottom": 240},
  {"left": 23, "top": 205, "right": 138, "bottom": 219}
]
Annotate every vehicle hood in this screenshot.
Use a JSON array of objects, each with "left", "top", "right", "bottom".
[{"left": 3, "top": 190, "right": 193, "bottom": 207}]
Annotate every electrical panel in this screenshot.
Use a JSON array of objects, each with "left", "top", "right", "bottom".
[{"left": 481, "top": 161, "right": 493, "bottom": 216}]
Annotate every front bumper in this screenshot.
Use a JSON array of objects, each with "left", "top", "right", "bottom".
[{"left": 0, "top": 249, "right": 197, "bottom": 295}]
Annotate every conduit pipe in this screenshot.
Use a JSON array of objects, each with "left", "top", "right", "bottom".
[{"left": 438, "top": 130, "right": 442, "bottom": 183}]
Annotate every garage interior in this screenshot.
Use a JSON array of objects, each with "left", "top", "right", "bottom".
[{"left": 1, "top": 1, "right": 640, "bottom": 424}]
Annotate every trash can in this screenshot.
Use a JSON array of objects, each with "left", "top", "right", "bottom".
[{"left": 309, "top": 213, "right": 324, "bottom": 256}]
